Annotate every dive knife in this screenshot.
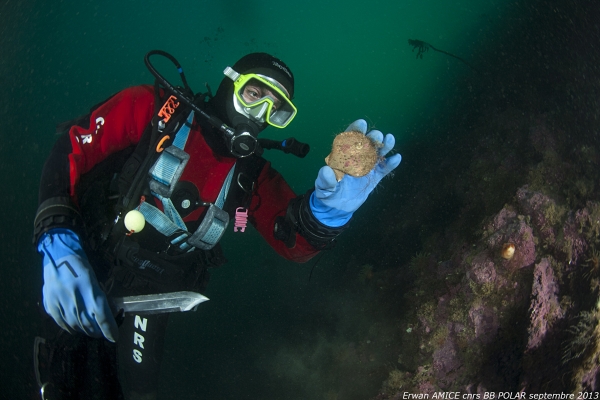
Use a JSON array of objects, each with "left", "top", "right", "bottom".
[{"left": 112, "top": 291, "right": 209, "bottom": 315}]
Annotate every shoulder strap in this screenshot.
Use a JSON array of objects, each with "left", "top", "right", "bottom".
[
  {"left": 116, "top": 122, "right": 153, "bottom": 197},
  {"left": 117, "top": 87, "right": 192, "bottom": 212}
]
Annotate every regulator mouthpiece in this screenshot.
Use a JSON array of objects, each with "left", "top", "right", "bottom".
[{"left": 225, "top": 123, "right": 259, "bottom": 158}]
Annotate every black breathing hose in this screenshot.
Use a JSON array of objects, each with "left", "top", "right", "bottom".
[
  {"left": 258, "top": 137, "right": 310, "bottom": 158},
  {"left": 144, "top": 50, "right": 234, "bottom": 136}
]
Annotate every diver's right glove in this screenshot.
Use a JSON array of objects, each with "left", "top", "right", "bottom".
[{"left": 38, "top": 228, "right": 118, "bottom": 342}]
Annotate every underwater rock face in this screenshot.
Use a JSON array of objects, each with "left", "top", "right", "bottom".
[
  {"left": 572, "top": 202, "right": 600, "bottom": 262},
  {"left": 488, "top": 206, "right": 518, "bottom": 231},
  {"left": 581, "top": 365, "right": 600, "bottom": 392},
  {"left": 562, "top": 214, "right": 588, "bottom": 264},
  {"left": 374, "top": 184, "right": 600, "bottom": 395},
  {"left": 517, "top": 187, "right": 596, "bottom": 266},
  {"left": 432, "top": 335, "right": 462, "bottom": 388},
  {"left": 468, "top": 256, "right": 497, "bottom": 286},
  {"left": 469, "top": 303, "right": 500, "bottom": 345},
  {"left": 516, "top": 186, "right": 559, "bottom": 245},
  {"left": 526, "top": 257, "right": 565, "bottom": 351},
  {"left": 483, "top": 204, "right": 537, "bottom": 271}
]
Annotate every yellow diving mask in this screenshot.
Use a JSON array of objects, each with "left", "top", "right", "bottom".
[{"left": 224, "top": 67, "right": 297, "bottom": 128}]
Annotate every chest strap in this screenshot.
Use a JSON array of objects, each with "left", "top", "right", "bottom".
[
  {"left": 148, "top": 111, "right": 194, "bottom": 198},
  {"left": 139, "top": 111, "right": 234, "bottom": 251}
]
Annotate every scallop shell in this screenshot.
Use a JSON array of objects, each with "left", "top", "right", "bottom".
[
  {"left": 501, "top": 243, "right": 515, "bottom": 260},
  {"left": 325, "top": 131, "right": 379, "bottom": 181}
]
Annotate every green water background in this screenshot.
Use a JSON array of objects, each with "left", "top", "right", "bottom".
[{"left": 1, "top": 0, "right": 505, "bottom": 398}]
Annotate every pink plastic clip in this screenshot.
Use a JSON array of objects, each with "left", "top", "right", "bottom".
[{"left": 234, "top": 207, "right": 248, "bottom": 232}]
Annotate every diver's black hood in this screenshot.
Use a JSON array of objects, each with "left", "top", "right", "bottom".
[{"left": 208, "top": 53, "right": 295, "bottom": 130}]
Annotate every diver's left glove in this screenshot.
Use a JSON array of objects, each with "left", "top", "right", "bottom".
[
  {"left": 37, "top": 228, "right": 119, "bottom": 342},
  {"left": 310, "top": 119, "right": 402, "bottom": 227}
]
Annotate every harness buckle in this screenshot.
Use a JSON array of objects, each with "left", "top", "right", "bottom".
[
  {"left": 148, "top": 145, "right": 190, "bottom": 197},
  {"left": 187, "top": 204, "right": 230, "bottom": 250}
]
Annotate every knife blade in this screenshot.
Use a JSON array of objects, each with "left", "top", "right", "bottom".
[{"left": 112, "top": 291, "right": 209, "bottom": 315}]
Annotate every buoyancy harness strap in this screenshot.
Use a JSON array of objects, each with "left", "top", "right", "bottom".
[
  {"left": 148, "top": 110, "right": 193, "bottom": 198},
  {"left": 119, "top": 81, "right": 173, "bottom": 214},
  {"left": 138, "top": 110, "right": 235, "bottom": 251},
  {"left": 138, "top": 168, "right": 234, "bottom": 251}
]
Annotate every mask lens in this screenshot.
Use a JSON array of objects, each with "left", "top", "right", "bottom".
[
  {"left": 228, "top": 70, "right": 297, "bottom": 128},
  {"left": 245, "top": 102, "right": 269, "bottom": 121},
  {"left": 240, "top": 78, "right": 282, "bottom": 108}
]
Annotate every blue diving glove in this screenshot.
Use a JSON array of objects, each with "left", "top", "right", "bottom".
[
  {"left": 310, "top": 119, "right": 402, "bottom": 227},
  {"left": 37, "top": 228, "right": 118, "bottom": 342}
]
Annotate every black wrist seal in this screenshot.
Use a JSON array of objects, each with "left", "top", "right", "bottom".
[
  {"left": 32, "top": 197, "right": 83, "bottom": 245},
  {"left": 274, "top": 189, "right": 349, "bottom": 250}
]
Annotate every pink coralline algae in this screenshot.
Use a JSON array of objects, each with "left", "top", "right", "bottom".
[
  {"left": 433, "top": 335, "right": 463, "bottom": 388},
  {"left": 573, "top": 202, "right": 600, "bottom": 253},
  {"left": 561, "top": 213, "right": 588, "bottom": 265},
  {"left": 574, "top": 205, "right": 592, "bottom": 227},
  {"left": 469, "top": 303, "right": 500, "bottom": 345},
  {"left": 488, "top": 206, "right": 518, "bottom": 232},
  {"left": 526, "top": 258, "right": 565, "bottom": 351},
  {"left": 417, "top": 381, "right": 437, "bottom": 394},
  {"left": 468, "top": 255, "right": 497, "bottom": 285},
  {"left": 516, "top": 186, "right": 558, "bottom": 246},
  {"left": 514, "top": 187, "right": 593, "bottom": 266},
  {"left": 581, "top": 364, "right": 600, "bottom": 392},
  {"left": 508, "top": 222, "right": 537, "bottom": 269}
]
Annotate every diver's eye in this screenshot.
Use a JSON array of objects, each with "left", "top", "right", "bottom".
[{"left": 243, "top": 85, "right": 263, "bottom": 102}]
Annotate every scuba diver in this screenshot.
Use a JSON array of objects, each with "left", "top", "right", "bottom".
[{"left": 32, "top": 51, "right": 401, "bottom": 399}]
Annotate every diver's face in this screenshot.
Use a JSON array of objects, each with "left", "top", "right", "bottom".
[{"left": 241, "top": 81, "right": 283, "bottom": 111}]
